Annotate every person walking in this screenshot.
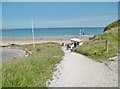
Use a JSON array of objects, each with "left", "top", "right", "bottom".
[{"left": 70, "top": 43, "right": 74, "bottom": 52}]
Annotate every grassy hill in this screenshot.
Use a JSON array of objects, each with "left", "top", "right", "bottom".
[
  {"left": 75, "top": 20, "right": 119, "bottom": 60},
  {"left": 104, "top": 20, "right": 119, "bottom": 32}
]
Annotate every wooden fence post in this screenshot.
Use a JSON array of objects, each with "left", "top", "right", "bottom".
[{"left": 106, "top": 39, "right": 108, "bottom": 52}]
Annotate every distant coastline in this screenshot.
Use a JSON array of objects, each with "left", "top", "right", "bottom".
[
  {"left": 1, "top": 27, "right": 104, "bottom": 46},
  {"left": 1, "top": 27, "right": 104, "bottom": 38}
]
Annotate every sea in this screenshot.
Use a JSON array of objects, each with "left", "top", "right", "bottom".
[{"left": 1, "top": 27, "right": 104, "bottom": 38}]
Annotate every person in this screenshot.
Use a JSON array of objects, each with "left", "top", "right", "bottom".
[
  {"left": 66, "top": 44, "right": 69, "bottom": 50},
  {"left": 25, "top": 48, "right": 28, "bottom": 57},
  {"left": 70, "top": 43, "right": 74, "bottom": 52},
  {"left": 61, "top": 43, "right": 64, "bottom": 46}
]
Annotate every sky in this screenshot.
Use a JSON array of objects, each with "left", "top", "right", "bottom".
[
  {"left": 2, "top": 2, "right": 118, "bottom": 29},
  {"left": 0, "top": 3, "right": 2, "bottom": 30},
  {"left": 1, "top": 0, "right": 120, "bottom": 2}
]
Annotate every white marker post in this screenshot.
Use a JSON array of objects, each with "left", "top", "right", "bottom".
[{"left": 31, "top": 19, "right": 35, "bottom": 49}]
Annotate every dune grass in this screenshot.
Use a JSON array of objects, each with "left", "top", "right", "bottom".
[
  {"left": 2, "top": 42, "right": 64, "bottom": 87},
  {"left": 75, "top": 26, "right": 118, "bottom": 60},
  {"left": 0, "top": 62, "right": 1, "bottom": 88},
  {"left": 104, "top": 20, "right": 119, "bottom": 32}
]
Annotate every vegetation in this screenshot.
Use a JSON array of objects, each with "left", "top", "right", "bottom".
[
  {"left": 104, "top": 20, "right": 119, "bottom": 32},
  {"left": 75, "top": 20, "right": 119, "bottom": 60},
  {"left": 2, "top": 42, "right": 64, "bottom": 87},
  {"left": 1, "top": 43, "right": 22, "bottom": 48},
  {"left": 0, "top": 64, "right": 1, "bottom": 88}
]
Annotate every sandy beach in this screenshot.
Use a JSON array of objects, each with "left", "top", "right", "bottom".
[{"left": 1, "top": 36, "right": 91, "bottom": 46}]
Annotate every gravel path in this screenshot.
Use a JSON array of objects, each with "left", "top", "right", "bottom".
[{"left": 47, "top": 47, "right": 118, "bottom": 87}]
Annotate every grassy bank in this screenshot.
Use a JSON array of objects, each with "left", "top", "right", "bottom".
[
  {"left": 75, "top": 20, "right": 119, "bottom": 60},
  {"left": 2, "top": 42, "right": 64, "bottom": 87}
]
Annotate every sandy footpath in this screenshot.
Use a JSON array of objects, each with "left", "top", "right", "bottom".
[{"left": 46, "top": 47, "right": 118, "bottom": 87}]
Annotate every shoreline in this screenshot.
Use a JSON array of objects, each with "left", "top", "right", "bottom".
[{"left": 1, "top": 35, "right": 92, "bottom": 46}]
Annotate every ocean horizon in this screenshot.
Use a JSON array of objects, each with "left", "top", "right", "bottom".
[{"left": 1, "top": 27, "right": 104, "bottom": 38}]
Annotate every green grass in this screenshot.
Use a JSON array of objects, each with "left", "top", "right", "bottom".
[
  {"left": 75, "top": 21, "right": 118, "bottom": 60},
  {"left": 104, "top": 20, "right": 119, "bottom": 32},
  {"left": 2, "top": 42, "right": 64, "bottom": 87},
  {"left": 0, "top": 63, "right": 1, "bottom": 89}
]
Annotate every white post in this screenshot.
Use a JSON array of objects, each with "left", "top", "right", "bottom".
[{"left": 31, "top": 19, "right": 35, "bottom": 49}]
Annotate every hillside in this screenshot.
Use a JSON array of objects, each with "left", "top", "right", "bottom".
[
  {"left": 75, "top": 20, "right": 119, "bottom": 60},
  {"left": 104, "top": 20, "right": 119, "bottom": 32}
]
